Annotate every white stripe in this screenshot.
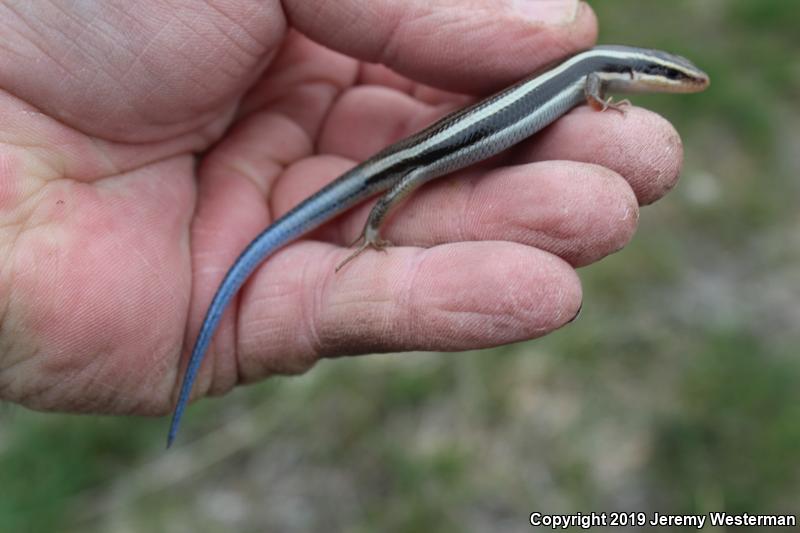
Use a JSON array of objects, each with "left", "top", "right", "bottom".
[{"left": 381, "top": 48, "right": 670, "bottom": 168}]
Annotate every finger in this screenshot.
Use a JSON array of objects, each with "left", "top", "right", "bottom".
[
  {"left": 270, "top": 154, "right": 637, "bottom": 268},
  {"left": 332, "top": 161, "right": 639, "bottom": 268},
  {"left": 284, "top": 0, "right": 598, "bottom": 94},
  {"left": 203, "top": 34, "right": 363, "bottom": 212},
  {"left": 317, "top": 88, "right": 682, "bottom": 208},
  {"left": 268, "top": 87, "right": 459, "bottom": 214},
  {"left": 357, "top": 64, "right": 415, "bottom": 94},
  {"left": 238, "top": 31, "right": 360, "bottom": 138},
  {"left": 190, "top": 110, "right": 317, "bottom": 397},
  {"left": 234, "top": 240, "right": 582, "bottom": 379},
  {"left": 318, "top": 85, "right": 454, "bottom": 160},
  {"left": 357, "top": 64, "right": 474, "bottom": 107},
  {"left": 515, "top": 106, "right": 684, "bottom": 205}
]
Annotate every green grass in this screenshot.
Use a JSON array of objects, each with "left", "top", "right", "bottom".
[{"left": 0, "top": 412, "right": 162, "bottom": 532}]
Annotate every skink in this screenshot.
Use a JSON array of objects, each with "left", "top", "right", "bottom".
[{"left": 167, "top": 45, "right": 709, "bottom": 446}]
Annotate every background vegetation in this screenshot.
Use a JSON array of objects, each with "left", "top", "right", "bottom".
[{"left": 3, "top": 1, "right": 798, "bottom": 531}]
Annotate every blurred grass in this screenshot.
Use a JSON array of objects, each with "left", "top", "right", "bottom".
[{"left": 3, "top": 1, "right": 799, "bottom": 531}]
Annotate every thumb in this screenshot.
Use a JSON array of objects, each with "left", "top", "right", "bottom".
[{"left": 284, "top": 0, "right": 597, "bottom": 93}]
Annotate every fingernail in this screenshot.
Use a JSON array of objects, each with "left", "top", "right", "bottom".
[
  {"left": 511, "top": 0, "right": 581, "bottom": 25},
  {"left": 567, "top": 301, "right": 583, "bottom": 324}
]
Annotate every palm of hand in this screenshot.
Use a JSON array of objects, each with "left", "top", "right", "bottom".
[{"left": 0, "top": 5, "right": 425, "bottom": 414}]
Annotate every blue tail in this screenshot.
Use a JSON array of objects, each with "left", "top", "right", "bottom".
[
  {"left": 167, "top": 226, "right": 292, "bottom": 448},
  {"left": 166, "top": 172, "right": 369, "bottom": 447}
]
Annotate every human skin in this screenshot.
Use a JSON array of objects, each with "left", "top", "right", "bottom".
[{"left": 0, "top": 0, "right": 684, "bottom": 416}]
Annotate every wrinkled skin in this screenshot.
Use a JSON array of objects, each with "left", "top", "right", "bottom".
[{"left": 0, "top": 1, "right": 684, "bottom": 416}]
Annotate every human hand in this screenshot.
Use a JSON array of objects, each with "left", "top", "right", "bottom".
[{"left": 0, "top": 0, "right": 685, "bottom": 415}]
